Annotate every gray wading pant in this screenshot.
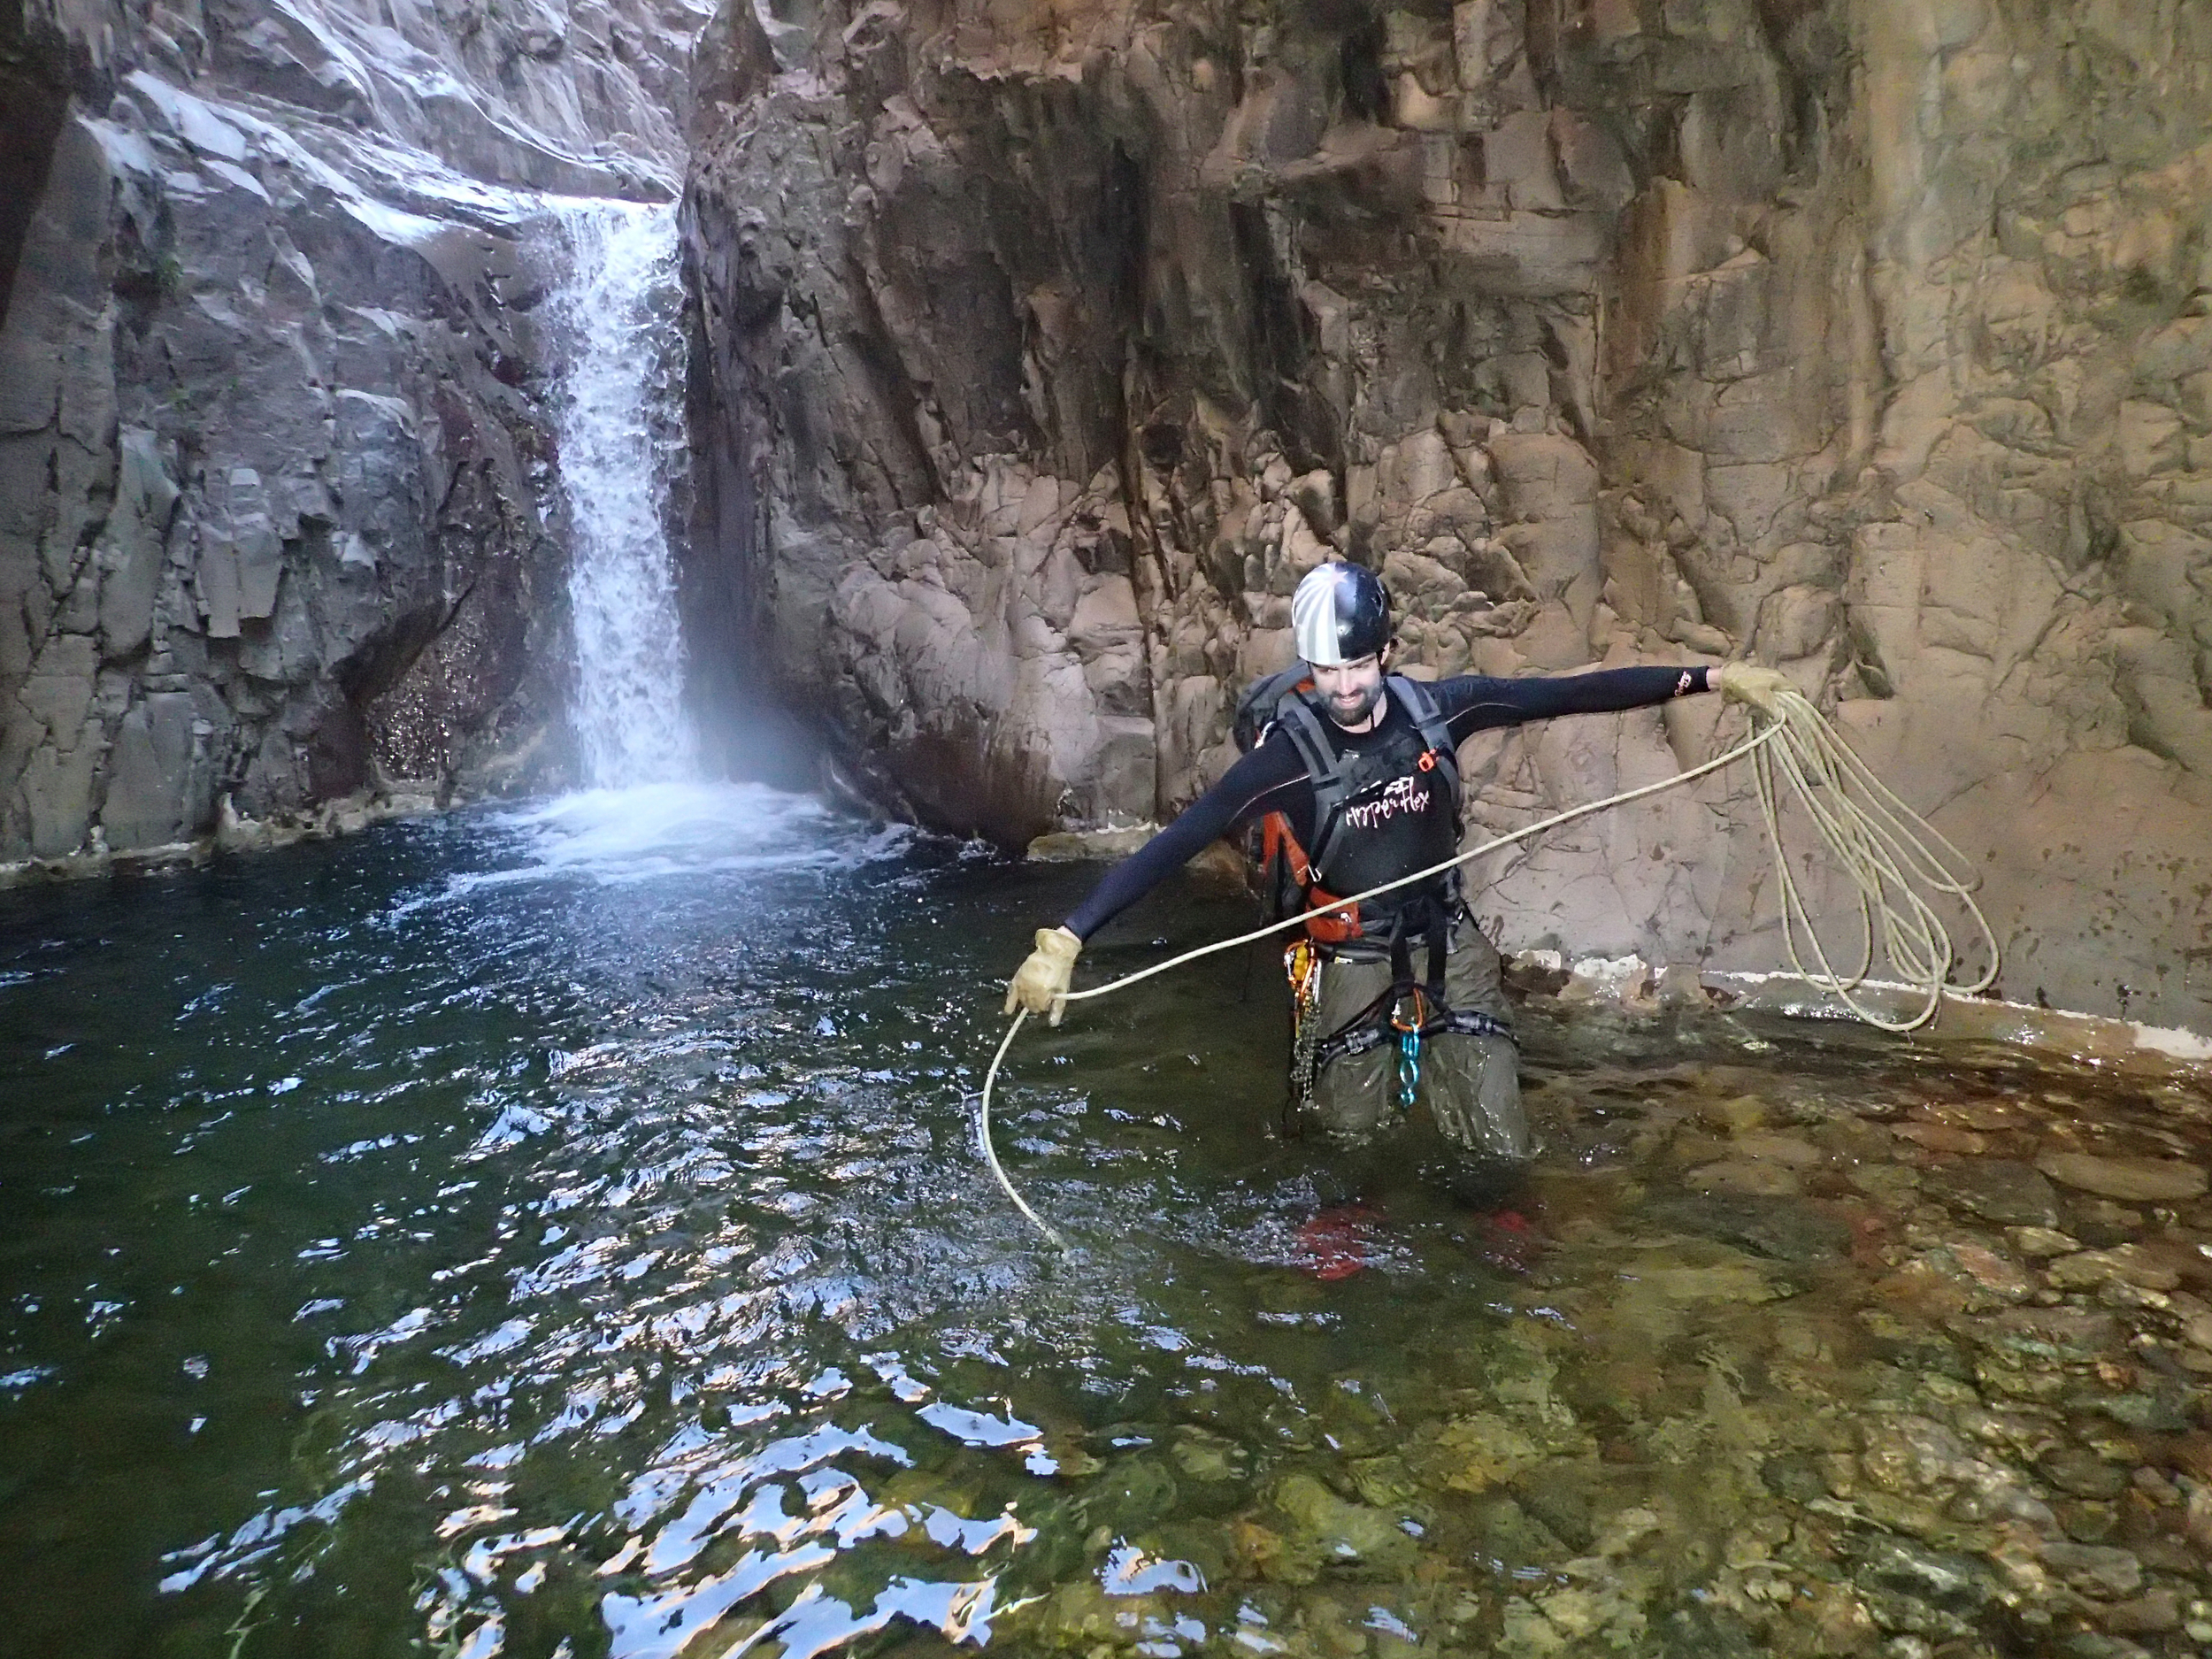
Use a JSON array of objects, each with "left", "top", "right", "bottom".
[{"left": 1308, "top": 918, "right": 1527, "bottom": 1160}]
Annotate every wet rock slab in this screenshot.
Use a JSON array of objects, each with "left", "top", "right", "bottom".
[
  {"left": 1922, "top": 1157, "right": 2063, "bottom": 1228},
  {"left": 1642, "top": 1194, "right": 1853, "bottom": 1263},
  {"left": 2038, "top": 1152, "right": 2208, "bottom": 1204}
]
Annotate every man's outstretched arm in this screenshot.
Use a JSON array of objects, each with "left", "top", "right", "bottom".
[
  {"left": 1432, "top": 661, "right": 1792, "bottom": 737},
  {"left": 1062, "top": 742, "right": 1307, "bottom": 940},
  {"left": 1435, "top": 663, "right": 1714, "bottom": 739},
  {"left": 1003, "top": 742, "right": 1306, "bottom": 1022}
]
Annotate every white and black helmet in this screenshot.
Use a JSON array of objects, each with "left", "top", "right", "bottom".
[{"left": 1291, "top": 561, "right": 1392, "bottom": 666}]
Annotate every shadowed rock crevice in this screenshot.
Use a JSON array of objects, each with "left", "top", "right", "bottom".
[{"left": 0, "top": 6, "right": 74, "bottom": 323}]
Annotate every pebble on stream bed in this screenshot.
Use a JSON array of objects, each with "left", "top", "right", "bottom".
[{"left": 1002, "top": 1043, "right": 2212, "bottom": 1659}]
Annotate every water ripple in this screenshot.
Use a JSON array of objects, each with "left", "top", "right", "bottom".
[{"left": 8, "top": 787, "right": 2209, "bottom": 1657}]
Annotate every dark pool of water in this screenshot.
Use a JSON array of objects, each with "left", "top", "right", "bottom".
[{"left": 4, "top": 785, "right": 2212, "bottom": 1659}]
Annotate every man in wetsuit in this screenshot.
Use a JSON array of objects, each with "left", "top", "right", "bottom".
[{"left": 1004, "top": 559, "right": 1786, "bottom": 1164}]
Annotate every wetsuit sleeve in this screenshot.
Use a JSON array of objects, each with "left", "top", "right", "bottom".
[
  {"left": 1434, "top": 664, "right": 1712, "bottom": 741},
  {"left": 1060, "top": 741, "right": 1310, "bottom": 941}
]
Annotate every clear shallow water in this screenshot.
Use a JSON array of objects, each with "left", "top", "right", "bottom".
[{"left": 4, "top": 789, "right": 2212, "bottom": 1659}]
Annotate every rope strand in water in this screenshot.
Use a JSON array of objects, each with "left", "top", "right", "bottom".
[{"left": 976, "top": 1009, "right": 1066, "bottom": 1250}]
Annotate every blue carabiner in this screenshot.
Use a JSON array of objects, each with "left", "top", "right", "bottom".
[{"left": 1397, "top": 1026, "right": 1421, "bottom": 1110}]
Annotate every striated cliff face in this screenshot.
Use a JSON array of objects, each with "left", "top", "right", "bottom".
[
  {"left": 682, "top": 0, "right": 2212, "bottom": 1028},
  {"left": 0, "top": 0, "right": 708, "bottom": 868}
]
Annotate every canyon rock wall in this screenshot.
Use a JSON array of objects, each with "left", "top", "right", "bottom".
[
  {"left": 0, "top": 0, "right": 708, "bottom": 867},
  {"left": 684, "top": 0, "right": 2212, "bottom": 1029}
]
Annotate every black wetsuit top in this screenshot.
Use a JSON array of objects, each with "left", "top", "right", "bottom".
[{"left": 1062, "top": 664, "right": 1714, "bottom": 940}]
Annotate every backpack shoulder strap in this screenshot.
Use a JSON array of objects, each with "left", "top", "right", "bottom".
[
  {"left": 1273, "top": 693, "right": 1358, "bottom": 877},
  {"left": 1386, "top": 675, "right": 1460, "bottom": 809},
  {"left": 1276, "top": 692, "right": 1348, "bottom": 801}
]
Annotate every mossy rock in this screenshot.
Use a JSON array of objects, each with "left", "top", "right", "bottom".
[{"left": 1247, "top": 1472, "right": 1420, "bottom": 1584}]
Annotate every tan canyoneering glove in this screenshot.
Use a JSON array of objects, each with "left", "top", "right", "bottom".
[
  {"left": 1005, "top": 926, "right": 1083, "bottom": 1025},
  {"left": 1715, "top": 661, "right": 1793, "bottom": 718}
]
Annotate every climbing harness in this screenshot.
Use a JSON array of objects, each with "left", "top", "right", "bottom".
[
  {"left": 1292, "top": 899, "right": 1513, "bottom": 1121},
  {"left": 1310, "top": 973, "right": 1512, "bottom": 1076},
  {"left": 978, "top": 685, "right": 2000, "bottom": 1247}
]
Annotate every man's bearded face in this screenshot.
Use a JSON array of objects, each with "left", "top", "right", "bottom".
[{"left": 1310, "top": 653, "right": 1386, "bottom": 728}]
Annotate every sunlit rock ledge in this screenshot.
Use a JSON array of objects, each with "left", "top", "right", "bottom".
[
  {"left": 1530, "top": 949, "right": 2212, "bottom": 1081},
  {"left": 0, "top": 785, "right": 442, "bottom": 887}
]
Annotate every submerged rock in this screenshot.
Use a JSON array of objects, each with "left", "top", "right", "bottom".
[
  {"left": 1848, "top": 1164, "right": 1924, "bottom": 1209},
  {"left": 1344, "top": 1455, "right": 1420, "bottom": 1513},
  {"left": 1684, "top": 1158, "right": 1801, "bottom": 1198},
  {"left": 1760, "top": 1453, "right": 1832, "bottom": 1506},
  {"left": 1917, "top": 1240, "right": 2036, "bottom": 1302},
  {"left": 2067, "top": 1197, "right": 2151, "bottom": 1248},
  {"left": 2100, "top": 1588, "right": 2183, "bottom": 1634},
  {"left": 1727, "top": 1132, "right": 1824, "bottom": 1168},
  {"left": 1847, "top": 1532, "right": 1996, "bottom": 1618},
  {"left": 2039, "top": 1540, "right": 2144, "bottom": 1599},
  {"left": 1921, "top": 1159, "right": 2062, "bottom": 1229},
  {"left": 1895, "top": 1123, "right": 1992, "bottom": 1156},
  {"left": 2059, "top": 1498, "right": 2121, "bottom": 1543},
  {"left": 1641, "top": 1194, "right": 1852, "bottom": 1263},
  {"left": 1970, "top": 1304, "right": 2124, "bottom": 1364},
  {"left": 1077, "top": 1456, "right": 1180, "bottom": 1535},
  {"left": 1652, "top": 1603, "right": 1763, "bottom": 1659},
  {"left": 1857, "top": 1309, "right": 1970, "bottom": 1379},
  {"left": 2039, "top": 1447, "right": 2132, "bottom": 1501},
  {"left": 1530, "top": 1578, "right": 1647, "bottom": 1647},
  {"left": 1621, "top": 1245, "right": 1794, "bottom": 1307},
  {"left": 1699, "top": 1095, "right": 1770, "bottom": 1135},
  {"left": 1467, "top": 1494, "right": 1566, "bottom": 1566},
  {"left": 2059, "top": 1634, "right": 2157, "bottom": 1659},
  {"left": 2082, "top": 1391, "right": 2191, "bottom": 1433},
  {"left": 2036, "top": 1154, "right": 2208, "bottom": 1205},
  {"left": 1170, "top": 1428, "right": 1249, "bottom": 1486},
  {"left": 1246, "top": 1473, "right": 1418, "bottom": 1584},
  {"left": 1430, "top": 1413, "right": 1548, "bottom": 1494},
  {"left": 2045, "top": 1246, "right": 2183, "bottom": 1293},
  {"left": 1921, "top": 1099, "right": 2044, "bottom": 1133},
  {"left": 2008, "top": 1226, "right": 2081, "bottom": 1259},
  {"left": 1509, "top": 1463, "right": 1602, "bottom": 1553}
]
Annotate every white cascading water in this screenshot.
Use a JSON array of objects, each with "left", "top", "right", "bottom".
[
  {"left": 546, "top": 199, "right": 699, "bottom": 788},
  {"left": 458, "top": 199, "right": 910, "bottom": 893}
]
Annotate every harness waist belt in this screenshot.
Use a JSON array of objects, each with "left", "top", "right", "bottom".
[{"left": 1317, "top": 1005, "right": 1513, "bottom": 1066}]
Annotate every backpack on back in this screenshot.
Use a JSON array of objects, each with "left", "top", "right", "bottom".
[{"left": 1232, "top": 666, "right": 1312, "bottom": 756}]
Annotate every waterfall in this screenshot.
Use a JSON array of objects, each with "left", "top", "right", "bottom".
[{"left": 546, "top": 200, "right": 699, "bottom": 788}]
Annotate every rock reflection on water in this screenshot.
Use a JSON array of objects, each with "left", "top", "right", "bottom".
[{"left": 4, "top": 803, "right": 2212, "bottom": 1659}]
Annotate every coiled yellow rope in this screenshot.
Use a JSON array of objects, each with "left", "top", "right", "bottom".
[
  {"left": 978, "top": 687, "right": 1998, "bottom": 1244},
  {"left": 1750, "top": 687, "right": 1998, "bottom": 1029}
]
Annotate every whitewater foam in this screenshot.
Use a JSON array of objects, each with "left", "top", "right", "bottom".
[{"left": 386, "top": 783, "right": 911, "bottom": 918}]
